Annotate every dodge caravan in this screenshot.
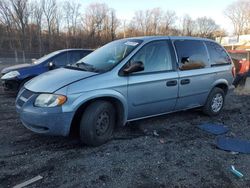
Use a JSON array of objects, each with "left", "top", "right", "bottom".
[{"left": 16, "top": 36, "right": 234, "bottom": 146}]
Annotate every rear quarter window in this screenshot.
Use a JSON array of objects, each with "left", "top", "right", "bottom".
[{"left": 205, "top": 41, "right": 231, "bottom": 66}]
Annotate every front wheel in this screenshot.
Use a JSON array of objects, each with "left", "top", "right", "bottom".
[
  {"left": 202, "top": 87, "right": 225, "bottom": 116},
  {"left": 79, "top": 101, "right": 115, "bottom": 146}
]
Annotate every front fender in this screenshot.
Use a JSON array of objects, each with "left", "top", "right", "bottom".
[{"left": 63, "top": 89, "right": 128, "bottom": 124}]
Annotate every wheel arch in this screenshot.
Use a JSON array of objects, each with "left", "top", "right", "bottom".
[
  {"left": 69, "top": 93, "right": 127, "bottom": 136},
  {"left": 212, "top": 79, "right": 229, "bottom": 95}
]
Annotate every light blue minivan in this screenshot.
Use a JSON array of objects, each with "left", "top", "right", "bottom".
[{"left": 16, "top": 36, "right": 234, "bottom": 146}]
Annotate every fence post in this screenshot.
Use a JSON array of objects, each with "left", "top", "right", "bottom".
[
  {"left": 14, "top": 50, "right": 18, "bottom": 64},
  {"left": 22, "top": 51, "right": 25, "bottom": 63}
]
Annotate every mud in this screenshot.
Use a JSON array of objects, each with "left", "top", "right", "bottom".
[{"left": 1, "top": 63, "right": 250, "bottom": 188}]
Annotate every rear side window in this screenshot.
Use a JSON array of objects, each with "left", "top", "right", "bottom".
[
  {"left": 174, "top": 40, "right": 208, "bottom": 70},
  {"left": 205, "top": 42, "right": 231, "bottom": 65}
]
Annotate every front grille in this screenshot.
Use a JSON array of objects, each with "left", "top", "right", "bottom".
[
  {"left": 21, "top": 89, "right": 33, "bottom": 99},
  {"left": 17, "top": 98, "right": 25, "bottom": 107},
  {"left": 16, "top": 89, "right": 34, "bottom": 108}
]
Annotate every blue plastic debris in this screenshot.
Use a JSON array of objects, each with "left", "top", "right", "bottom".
[
  {"left": 199, "top": 123, "right": 229, "bottom": 135},
  {"left": 216, "top": 136, "right": 250, "bottom": 154},
  {"left": 230, "top": 165, "right": 244, "bottom": 178}
]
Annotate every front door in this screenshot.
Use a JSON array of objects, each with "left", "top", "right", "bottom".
[{"left": 127, "top": 40, "right": 178, "bottom": 120}]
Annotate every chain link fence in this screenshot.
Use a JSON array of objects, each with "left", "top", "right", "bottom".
[{"left": 0, "top": 50, "right": 43, "bottom": 65}]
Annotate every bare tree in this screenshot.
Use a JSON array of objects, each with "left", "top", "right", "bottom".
[
  {"left": 63, "top": 0, "right": 81, "bottom": 47},
  {"left": 180, "top": 14, "right": 196, "bottom": 36},
  {"left": 9, "top": 0, "right": 30, "bottom": 51},
  {"left": 150, "top": 8, "right": 163, "bottom": 35},
  {"left": 162, "top": 10, "right": 176, "bottom": 34},
  {"left": 0, "top": 0, "right": 15, "bottom": 49},
  {"left": 132, "top": 10, "right": 146, "bottom": 35},
  {"left": 30, "top": 0, "right": 43, "bottom": 54},
  {"left": 0, "top": 0, "right": 234, "bottom": 58},
  {"left": 63, "top": 0, "right": 81, "bottom": 36},
  {"left": 130, "top": 8, "right": 177, "bottom": 36},
  {"left": 83, "top": 3, "right": 115, "bottom": 46},
  {"left": 109, "top": 9, "right": 119, "bottom": 40},
  {"left": 42, "top": 0, "right": 56, "bottom": 51},
  {"left": 196, "top": 17, "right": 219, "bottom": 38},
  {"left": 54, "top": 6, "right": 62, "bottom": 35},
  {"left": 225, "top": 0, "right": 250, "bottom": 35}
]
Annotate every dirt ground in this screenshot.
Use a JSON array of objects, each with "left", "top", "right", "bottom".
[{"left": 1, "top": 63, "right": 250, "bottom": 188}]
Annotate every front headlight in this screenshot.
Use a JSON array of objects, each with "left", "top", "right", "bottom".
[
  {"left": 1, "top": 71, "right": 20, "bottom": 79},
  {"left": 34, "top": 94, "right": 67, "bottom": 107}
]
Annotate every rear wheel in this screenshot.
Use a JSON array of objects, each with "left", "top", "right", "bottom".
[
  {"left": 79, "top": 101, "right": 115, "bottom": 146},
  {"left": 202, "top": 87, "right": 225, "bottom": 116}
]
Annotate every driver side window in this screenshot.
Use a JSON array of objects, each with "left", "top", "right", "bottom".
[{"left": 130, "top": 40, "right": 173, "bottom": 73}]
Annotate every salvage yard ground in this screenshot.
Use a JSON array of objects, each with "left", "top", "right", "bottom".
[{"left": 1, "top": 63, "right": 250, "bottom": 188}]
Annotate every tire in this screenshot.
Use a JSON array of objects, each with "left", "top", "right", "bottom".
[
  {"left": 79, "top": 100, "right": 115, "bottom": 146},
  {"left": 202, "top": 87, "right": 225, "bottom": 116}
]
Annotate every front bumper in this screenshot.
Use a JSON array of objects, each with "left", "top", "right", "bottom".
[
  {"left": 1, "top": 79, "right": 20, "bottom": 91},
  {"left": 16, "top": 89, "right": 74, "bottom": 136},
  {"left": 19, "top": 110, "right": 74, "bottom": 136}
]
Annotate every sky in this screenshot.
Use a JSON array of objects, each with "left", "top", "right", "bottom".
[{"left": 79, "top": 0, "right": 236, "bottom": 34}]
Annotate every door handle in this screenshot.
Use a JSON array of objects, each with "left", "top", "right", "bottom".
[
  {"left": 180, "top": 79, "right": 190, "bottom": 85},
  {"left": 166, "top": 80, "right": 177, "bottom": 87}
]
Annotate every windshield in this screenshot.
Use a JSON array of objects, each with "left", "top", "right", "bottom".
[
  {"left": 33, "top": 51, "right": 62, "bottom": 64},
  {"left": 73, "top": 39, "right": 143, "bottom": 72}
]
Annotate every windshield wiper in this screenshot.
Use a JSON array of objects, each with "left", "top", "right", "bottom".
[
  {"left": 67, "top": 62, "right": 100, "bottom": 73},
  {"left": 77, "top": 62, "right": 101, "bottom": 73}
]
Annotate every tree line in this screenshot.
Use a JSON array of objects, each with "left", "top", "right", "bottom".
[{"left": 0, "top": 0, "right": 249, "bottom": 57}]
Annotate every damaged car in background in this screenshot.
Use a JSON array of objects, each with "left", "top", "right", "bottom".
[{"left": 1, "top": 49, "right": 93, "bottom": 92}]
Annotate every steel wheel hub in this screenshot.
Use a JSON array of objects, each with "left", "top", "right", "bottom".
[{"left": 96, "top": 111, "right": 110, "bottom": 136}]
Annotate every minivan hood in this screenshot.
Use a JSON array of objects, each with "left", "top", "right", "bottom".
[
  {"left": 1, "top": 63, "right": 31, "bottom": 74},
  {"left": 25, "top": 68, "right": 97, "bottom": 93}
]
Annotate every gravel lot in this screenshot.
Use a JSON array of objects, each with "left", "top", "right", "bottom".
[{"left": 1, "top": 63, "right": 250, "bottom": 188}]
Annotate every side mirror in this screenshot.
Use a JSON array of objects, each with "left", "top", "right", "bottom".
[
  {"left": 48, "top": 62, "right": 55, "bottom": 70},
  {"left": 123, "top": 61, "right": 144, "bottom": 74},
  {"left": 32, "top": 58, "right": 37, "bottom": 64}
]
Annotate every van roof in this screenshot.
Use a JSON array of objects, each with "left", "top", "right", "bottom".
[{"left": 125, "top": 36, "right": 215, "bottom": 43}]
